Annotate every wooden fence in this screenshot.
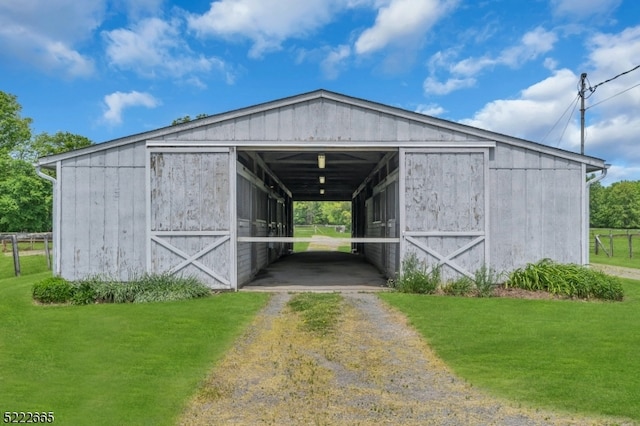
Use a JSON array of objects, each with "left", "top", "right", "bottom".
[
  {"left": 593, "top": 231, "right": 639, "bottom": 258},
  {"left": 0, "top": 233, "right": 53, "bottom": 277}
]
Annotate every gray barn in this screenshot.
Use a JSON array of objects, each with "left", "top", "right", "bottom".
[{"left": 36, "top": 90, "right": 606, "bottom": 289}]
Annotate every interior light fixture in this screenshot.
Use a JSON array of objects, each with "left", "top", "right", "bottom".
[
  {"left": 319, "top": 176, "right": 325, "bottom": 184},
  {"left": 317, "top": 154, "right": 326, "bottom": 169},
  {"left": 320, "top": 188, "right": 325, "bottom": 195}
]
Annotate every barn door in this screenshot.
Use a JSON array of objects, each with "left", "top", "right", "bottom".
[
  {"left": 147, "top": 147, "right": 235, "bottom": 289},
  {"left": 401, "top": 149, "right": 489, "bottom": 279}
]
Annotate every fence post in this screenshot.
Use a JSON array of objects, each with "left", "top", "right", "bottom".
[
  {"left": 595, "top": 235, "right": 599, "bottom": 255},
  {"left": 44, "top": 235, "right": 52, "bottom": 270},
  {"left": 609, "top": 230, "right": 614, "bottom": 257},
  {"left": 630, "top": 233, "right": 633, "bottom": 259},
  {"left": 11, "top": 235, "right": 20, "bottom": 277}
]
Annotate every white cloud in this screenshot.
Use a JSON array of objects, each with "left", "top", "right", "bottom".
[
  {"left": 460, "top": 25, "right": 640, "bottom": 181},
  {"left": 460, "top": 68, "right": 579, "bottom": 143},
  {"left": 415, "top": 103, "right": 446, "bottom": 116},
  {"left": 321, "top": 45, "right": 351, "bottom": 79},
  {"left": 103, "top": 91, "right": 160, "bottom": 125},
  {"left": 104, "top": 17, "right": 234, "bottom": 84},
  {"left": 0, "top": 0, "right": 102, "bottom": 77},
  {"left": 423, "top": 76, "right": 475, "bottom": 95},
  {"left": 355, "top": 0, "right": 457, "bottom": 55},
  {"left": 187, "top": 0, "right": 343, "bottom": 58},
  {"left": 550, "top": 0, "right": 622, "bottom": 19},
  {"left": 424, "top": 27, "right": 557, "bottom": 96}
]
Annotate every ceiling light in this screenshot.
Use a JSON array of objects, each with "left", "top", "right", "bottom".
[
  {"left": 320, "top": 188, "right": 325, "bottom": 195},
  {"left": 317, "top": 154, "right": 326, "bottom": 169},
  {"left": 319, "top": 176, "right": 325, "bottom": 184}
]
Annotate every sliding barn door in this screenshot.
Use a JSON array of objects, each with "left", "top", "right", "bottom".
[
  {"left": 401, "top": 149, "right": 489, "bottom": 279},
  {"left": 147, "top": 147, "right": 235, "bottom": 289}
]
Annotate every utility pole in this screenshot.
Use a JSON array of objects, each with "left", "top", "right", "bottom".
[{"left": 579, "top": 72, "right": 587, "bottom": 155}]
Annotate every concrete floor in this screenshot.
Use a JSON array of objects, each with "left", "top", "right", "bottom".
[{"left": 240, "top": 251, "right": 390, "bottom": 292}]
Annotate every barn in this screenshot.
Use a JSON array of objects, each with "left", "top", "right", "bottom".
[{"left": 36, "top": 90, "right": 606, "bottom": 290}]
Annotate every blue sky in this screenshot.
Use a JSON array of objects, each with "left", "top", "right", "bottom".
[{"left": 1, "top": 0, "right": 639, "bottom": 183}]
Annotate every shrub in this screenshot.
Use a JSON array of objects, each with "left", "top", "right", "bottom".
[
  {"left": 474, "top": 265, "right": 501, "bottom": 298},
  {"left": 32, "top": 277, "right": 73, "bottom": 304},
  {"left": 392, "top": 253, "right": 440, "bottom": 294},
  {"left": 79, "top": 273, "right": 211, "bottom": 304},
  {"left": 507, "top": 259, "right": 623, "bottom": 301},
  {"left": 442, "top": 276, "right": 473, "bottom": 296},
  {"left": 71, "top": 281, "right": 97, "bottom": 305}
]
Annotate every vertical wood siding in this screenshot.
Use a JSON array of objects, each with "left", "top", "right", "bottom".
[
  {"left": 404, "top": 152, "right": 486, "bottom": 280},
  {"left": 489, "top": 143, "right": 583, "bottom": 272},
  {"left": 164, "top": 98, "right": 475, "bottom": 142},
  {"left": 149, "top": 151, "right": 231, "bottom": 288},
  {"left": 59, "top": 142, "right": 146, "bottom": 281}
]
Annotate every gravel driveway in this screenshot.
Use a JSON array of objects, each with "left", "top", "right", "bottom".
[{"left": 180, "top": 292, "right": 632, "bottom": 425}]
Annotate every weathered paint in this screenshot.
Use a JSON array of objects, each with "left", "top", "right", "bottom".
[
  {"left": 148, "top": 150, "right": 232, "bottom": 288},
  {"left": 40, "top": 90, "right": 605, "bottom": 287},
  {"left": 403, "top": 150, "right": 487, "bottom": 280}
]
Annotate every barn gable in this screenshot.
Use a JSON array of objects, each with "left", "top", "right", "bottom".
[{"left": 37, "top": 89, "right": 606, "bottom": 288}]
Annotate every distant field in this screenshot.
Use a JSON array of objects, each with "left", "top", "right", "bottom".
[
  {"left": 293, "top": 225, "right": 351, "bottom": 253},
  {"left": 590, "top": 228, "right": 640, "bottom": 269}
]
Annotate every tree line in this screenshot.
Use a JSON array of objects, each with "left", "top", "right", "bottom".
[
  {"left": 1, "top": 91, "right": 92, "bottom": 232},
  {"left": 590, "top": 179, "right": 640, "bottom": 229},
  {"left": 293, "top": 201, "right": 351, "bottom": 227}
]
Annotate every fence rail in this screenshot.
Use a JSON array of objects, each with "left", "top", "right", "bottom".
[
  {"left": 0, "top": 233, "right": 53, "bottom": 277},
  {"left": 593, "top": 231, "right": 639, "bottom": 258}
]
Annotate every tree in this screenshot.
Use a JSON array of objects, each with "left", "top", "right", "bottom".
[
  {"left": 0, "top": 91, "right": 92, "bottom": 231},
  {"left": 171, "top": 113, "right": 207, "bottom": 125},
  {"left": 589, "top": 179, "right": 608, "bottom": 227},
  {"left": 15, "top": 131, "right": 93, "bottom": 162},
  {"left": 0, "top": 91, "right": 32, "bottom": 155},
  {"left": 606, "top": 181, "right": 640, "bottom": 229},
  {"left": 0, "top": 157, "right": 52, "bottom": 232}
]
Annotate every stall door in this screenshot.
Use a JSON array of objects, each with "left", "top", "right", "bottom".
[
  {"left": 402, "top": 149, "right": 488, "bottom": 279},
  {"left": 148, "top": 148, "right": 233, "bottom": 289}
]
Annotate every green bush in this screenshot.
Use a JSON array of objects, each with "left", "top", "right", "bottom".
[
  {"left": 78, "top": 273, "right": 211, "bottom": 304},
  {"left": 33, "top": 274, "right": 212, "bottom": 305},
  {"left": 392, "top": 253, "right": 440, "bottom": 294},
  {"left": 32, "top": 277, "right": 73, "bottom": 304},
  {"left": 71, "top": 281, "right": 97, "bottom": 305},
  {"left": 507, "top": 259, "right": 623, "bottom": 301},
  {"left": 442, "top": 276, "right": 473, "bottom": 296}
]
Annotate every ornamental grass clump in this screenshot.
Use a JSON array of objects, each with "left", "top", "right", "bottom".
[
  {"left": 507, "top": 259, "right": 623, "bottom": 301},
  {"left": 474, "top": 265, "right": 501, "bottom": 298},
  {"left": 34, "top": 273, "right": 211, "bottom": 305},
  {"left": 392, "top": 253, "right": 440, "bottom": 294}
]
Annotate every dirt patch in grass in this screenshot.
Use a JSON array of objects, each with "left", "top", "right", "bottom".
[{"left": 180, "top": 292, "right": 631, "bottom": 425}]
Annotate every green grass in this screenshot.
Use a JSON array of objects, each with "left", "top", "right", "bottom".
[
  {"left": 288, "top": 293, "right": 342, "bottom": 335},
  {"left": 0, "top": 252, "right": 51, "bottom": 279},
  {"left": 590, "top": 228, "right": 640, "bottom": 269},
  {"left": 0, "top": 271, "right": 269, "bottom": 425},
  {"left": 380, "top": 279, "right": 640, "bottom": 422},
  {"left": 293, "top": 225, "right": 351, "bottom": 253}
]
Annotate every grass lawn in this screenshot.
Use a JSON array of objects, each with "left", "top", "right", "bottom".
[
  {"left": 380, "top": 279, "right": 640, "bottom": 422},
  {"left": 293, "top": 225, "right": 351, "bottom": 253},
  {"left": 0, "top": 265, "right": 269, "bottom": 425},
  {"left": 590, "top": 228, "right": 640, "bottom": 269}
]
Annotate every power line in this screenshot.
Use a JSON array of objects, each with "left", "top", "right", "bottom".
[
  {"left": 590, "top": 64, "right": 640, "bottom": 91},
  {"left": 540, "top": 94, "right": 579, "bottom": 144},
  {"left": 586, "top": 82, "right": 640, "bottom": 110},
  {"left": 556, "top": 95, "right": 580, "bottom": 147}
]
